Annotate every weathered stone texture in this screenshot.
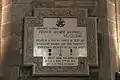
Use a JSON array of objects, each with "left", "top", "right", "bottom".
[
  {"left": 13, "top": 0, "right": 33, "bottom": 4},
  {"left": 107, "top": 1, "right": 115, "bottom": 21},
  {"left": 0, "top": 0, "right": 118, "bottom": 80},
  {"left": 13, "top": 0, "right": 96, "bottom": 8},
  {"left": 87, "top": 17, "right": 98, "bottom": 66},
  {"left": 54, "top": 0, "right": 96, "bottom": 8},
  {"left": 2, "top": 0, "right": 12, "bottom": 7},
  {"left": 1, "top": 0, "right": 13, "bottom": 77},
  {"left": 38, "top": 77, "right": 89, "bottom": 80},
  {"left": 107, "top": 0, "right": 115, "bottom": 4},
  {"left": 98, "top": 0, "right": 107, "bottom": 18},
  {"left": 2, "top": 5, "right": 12, "bottom": 24},
  {"left": 97, "top": 0, "right": 116, "bottom": 80},
  {"left": 97, "top": 18, "right": 108, "bottom": 33},
  {"left": 108, "top": 20, "right": 117, "bottom": 37},
  {"left": 107, "top": 1, "right": 118, "bottom": 80},
  {"left": 99, "top": 34, "right": 111, "bottom": 80}
]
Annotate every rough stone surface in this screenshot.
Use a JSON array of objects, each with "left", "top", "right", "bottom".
[
  {"left": 87, "top": 17, "right": 98, "bottom": 66},
  {"left": 97, "top": 0, "right": 118, "bottom": 80},
  {"left": 107, "top": 2, "right": 115, "bottom": 21},
  {"left": 0, "top": 0, "right": 118, "bottom": 80}
]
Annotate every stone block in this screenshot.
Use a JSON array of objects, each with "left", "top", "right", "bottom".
[
  {"left": 34, "top": 8, "right": 87, "bottom": 19},
  {"left": 2, "top": 6, "right": 12, "bottom": 24},
  {"left": 32, "top": 0, "right": 54, "bottom": 8},
  {"left": 108, "top": 19, "right": 117, "bottom": 38},
  {"left": 1, "top": 22, "right": 22, "bottom": 40},
  {"left": 116, "top": 1, "right": 120, "bottom": 17},
  {"left": 97, "top": 0, "right": 107, "bottom": 18},
  {"left": 1, "top": 23, "right": 12, "bottom": 38},
  {"left": 0, "top": 0, "right": 2, "bottom": 8},
  {"left": 2, "top": 0, "right": 12, "bottom": 7},
  {"left": 22, "top": 76, "right": 37, "bottom": 80},
  {"left": 38, "top": 77, "right": 89, "bottom": 80},
  {"left": 89, "top": 72, "right": 99, "bottom": 80},
  {"left": 2, "top": 67, "right": 20, "bottom": 80},
  {"left": 12, "top": 0, "right": 33, "bottom": 4},
  {"left": 54, "top": 0, "right": 75, "bottom": 8},
  {"left": 107, "top": 1, "right": 115, "bottom": 21},
  {"left": 109, "top": 36, "right": 118, "bottom": 80},
  {"left": 9, "top": 67, "right": 20, "bottom": 80},
  {"left": 54, "top": 0, "right": 95, "bottom": 8},
  {"left": 97, "top": 18, "right": 108, "bottom": 33},
  {"left": 88, "top": 7, "right": 97, "bottom": 17},
  {"left": 1, "top": 23, "right": 21, "bottom": 66},
  {"left": 12, "top": 4, "right": 32, "bottom": 17},
  {"left": 99, "top": 34, "right": 111, "bottom": 80},
  {"left": 74, "top": 0, "right": 95, "bottom": 7},
  {"left": 107, "top": 0, "right": 115, "bottom": 4},
  {"left": 87, "top": 17, "right": 98, "bottom": 66},
  {"left": 1, "top": 35, "right": 21, "bottom": 66}
]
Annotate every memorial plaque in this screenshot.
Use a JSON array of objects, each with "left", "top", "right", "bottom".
[
  {"left": 33, "top": 18, "right": 87, "bottom": 66},
  {"left": 24, "top": 8, "right": 90, "bottom": 76},
  {"left": 34, "top": 8, "right": 98, "bottom": 66}
]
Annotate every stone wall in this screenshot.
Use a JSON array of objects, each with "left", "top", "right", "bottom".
[
  {"left": 10, "top": 0, "right": 98, "bottom": 80},
  {"left": 0, "top": 0, "right": 2, "bottom": 76},
  {"left": 116, "top": 0, "right": 120, "bottom": 71},
  {"left": 98, "top": 0, "right": 118, "bottom": 80},
  {"left": 1, "top": 0, "right": 12, "bottom": 79},
  {"left": 107, "top": 1, "right": 118, "bottom": 80},
  {"left": 0, "top": 0, "right": 119, "bottom": 80}
]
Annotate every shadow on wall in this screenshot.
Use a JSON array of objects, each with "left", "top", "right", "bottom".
[{"left": 0, "top": 76, "right": 4, "bottom": 80}]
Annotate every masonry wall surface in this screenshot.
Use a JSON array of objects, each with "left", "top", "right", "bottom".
[
  {"left": 0, "top": 0, "right": 118, "bottom": 80},
  {"left": 0, "top": 0, "right": 2, "bottom": 76}
]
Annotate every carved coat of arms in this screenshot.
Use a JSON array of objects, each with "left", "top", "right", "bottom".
[{"left": 56, "top": 17, "right": 65, "bottom": 27}]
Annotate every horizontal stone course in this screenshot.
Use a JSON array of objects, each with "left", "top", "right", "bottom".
[
  {"left": 2, "top": 0, "right": 12, "bottom": 7},
  {"left": 55, "top": 0, "right": 95, "bottom": 8},
  {"left": 12, "top": 0, "right": 96, "bottom": 8}
]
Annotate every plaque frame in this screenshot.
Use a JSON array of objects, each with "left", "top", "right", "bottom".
[
  {"left": 34, "top": 8, "right": 98, "bottom": 66},
  {"left": 23, "top": 8, "right": 98, "bottom": 76}
]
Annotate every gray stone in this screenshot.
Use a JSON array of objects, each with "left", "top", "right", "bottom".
[
  {"left": 12, "top": 0, "right": 34, "bottom": 4},
  {"left": 32, "top": 0, "right": 54, "bottom": 8},
  {"left": 38, "top": 77, "right": 89, "bottom": 80},
  {"left": 107, "top": 2, "right": 115, "bottom": 21},
  {"left": 87, "top": 17, "right": 98, "bottom": 66},
  {"left": 24, "top": 16, "right": 89, "bottom": 76},
  {"left": 97, "top": 18, "right": 108, "bottom": 33},
  {"left": 108, "top": 20, "right": 117, "bottom": 37},
  {"left": 34, "top": 8, "right": 88, "bottom": 19},
  {"left": 4, "top": 67, "right": 19, "bottom": 80},
  {"left": 99, "top": 34, "right": 111, "bottom": 80}
]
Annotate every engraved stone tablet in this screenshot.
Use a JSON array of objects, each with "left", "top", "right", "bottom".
[
  {"left": 24, "top": 8, "right": 90, "bottom": 76},
  {"left": 33, "top": 18, "right": 87, "bottom": 66},
  {"left": 34, "top": 8, "right": 98, "bottom": 66},
  {"left": 24, "top": 17, "right": 89, "bottom": 76}
]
